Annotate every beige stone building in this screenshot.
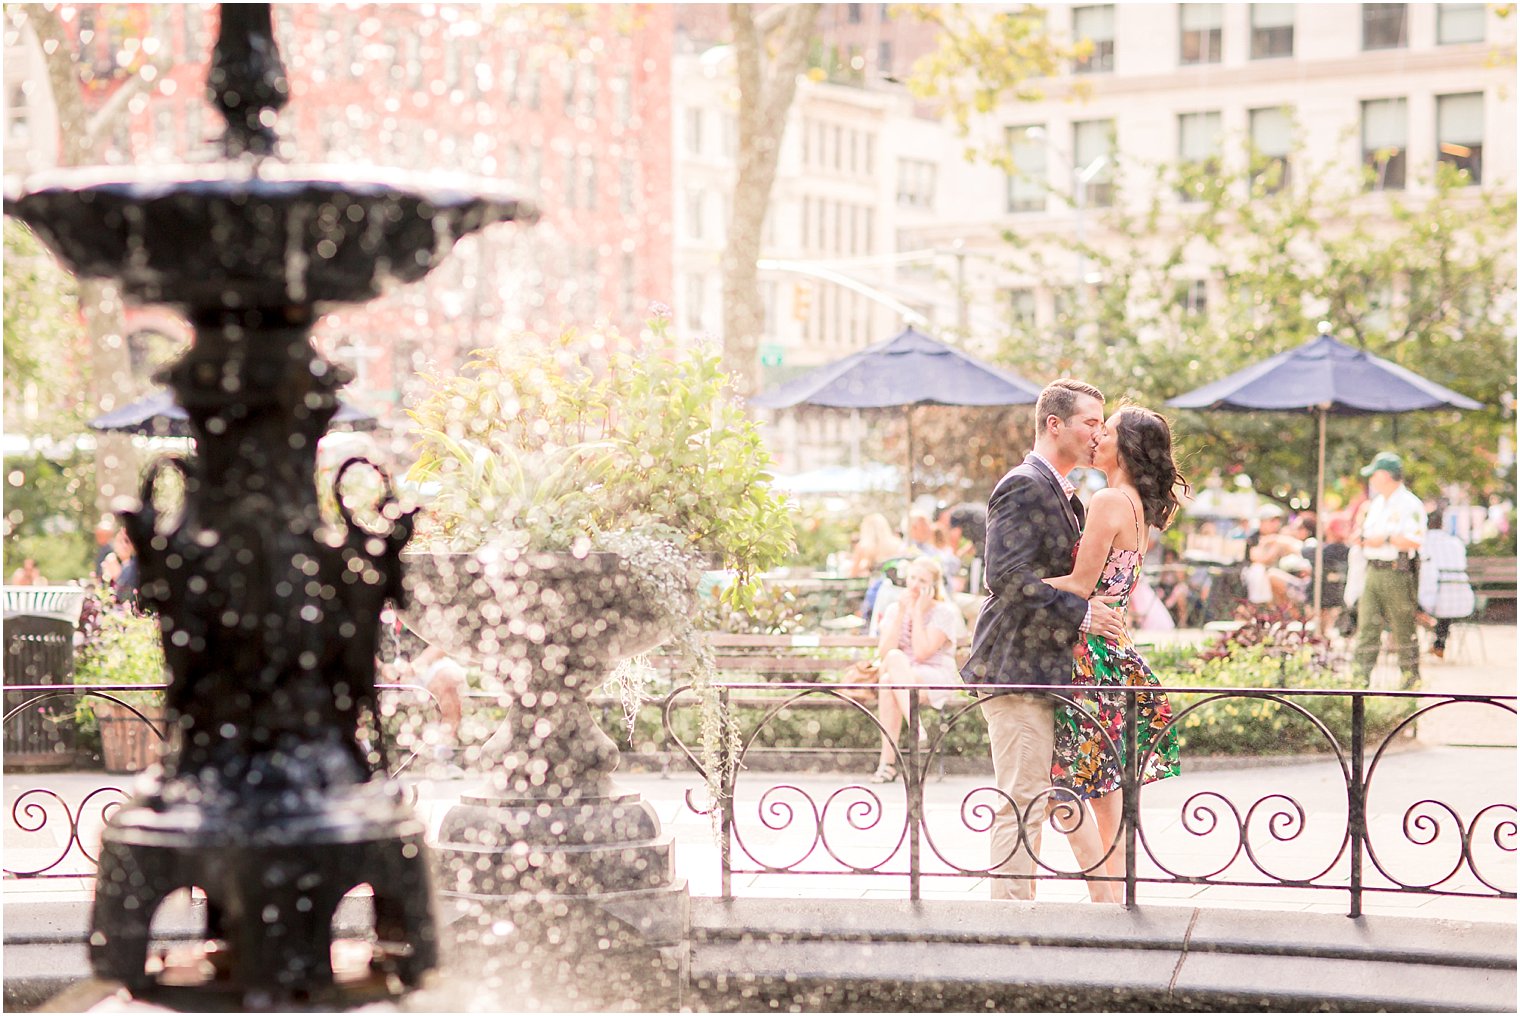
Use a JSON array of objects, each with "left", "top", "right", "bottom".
[{"left": 922, "top": 2, "right": 1516, "bottom": 343}]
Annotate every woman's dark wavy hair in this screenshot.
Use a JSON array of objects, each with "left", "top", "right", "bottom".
[{"left": 1114, "top": 405, "right": 1191, "bottom": 531}]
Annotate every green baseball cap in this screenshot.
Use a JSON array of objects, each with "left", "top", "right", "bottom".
[{"left": 1359, "top": 451, "right": 1403, "bottom": 478}]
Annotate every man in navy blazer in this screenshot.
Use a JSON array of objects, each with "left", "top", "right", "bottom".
[{"left": 961, "top": 378, "right": 1124, "bottom": 900}]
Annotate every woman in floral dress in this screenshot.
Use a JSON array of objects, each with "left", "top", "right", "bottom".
[{"left": 1043, "top": 405, "right": 1187, "bottom": 902}]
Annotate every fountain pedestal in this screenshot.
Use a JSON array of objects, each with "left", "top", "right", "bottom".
[
  {"left": 403, "top": 551, "right": 693, "bottom": 1010},
  {"left": 4, "top": 5, "right": 532, "bottom": 1007}
]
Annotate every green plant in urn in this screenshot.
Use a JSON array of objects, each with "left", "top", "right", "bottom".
[{"left": 402, "top": 310, "right": 793, "bottom": 799}]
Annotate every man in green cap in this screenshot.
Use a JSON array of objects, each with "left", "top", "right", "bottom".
[{"left": 1352, "top": 451, "right": 1427, "bottom": 688}]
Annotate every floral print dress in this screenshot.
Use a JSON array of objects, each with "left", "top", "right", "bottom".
[{"left": 1051, "top": 535, "right": 1181, "bottom": 800}]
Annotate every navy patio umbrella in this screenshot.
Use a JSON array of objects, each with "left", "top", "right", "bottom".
[
  {"left": 1167, "top": 330, "right": 1482, "bottom": 619},
  {"left": 89, "top": 388, "right": 380, "bottom": 437},
  {"left": 751, "top": 326, "right": 1042, "bottom": 513}
]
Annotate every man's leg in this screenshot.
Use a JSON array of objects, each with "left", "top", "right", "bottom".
[
  {"left": 981, "top": 692, "right": 1056, "bottom": 901},
  {"left": 1352, "top": 572, "right": 1389, "bottom": 680},
  {"left": 1388, "top": 572, "right": 1421, "bottom": 687}
]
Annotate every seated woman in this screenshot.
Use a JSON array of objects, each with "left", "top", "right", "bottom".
[{"left": 868, "top": 555, "right": 963, "bottom": 784}]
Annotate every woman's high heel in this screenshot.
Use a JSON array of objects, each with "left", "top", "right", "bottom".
[{"left": 869, "top": 762, "right": 898, "bottom": 784}]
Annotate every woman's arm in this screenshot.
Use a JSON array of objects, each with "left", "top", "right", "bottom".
[
  {"left": 908, "top": 601, "right": 950, "bottom": 662},
  {"left": 876, "top": 602, "right": 903, "bottom": 658},
  {"left": 1043, "top": 491, "right": 1125, "bottom": 596}
]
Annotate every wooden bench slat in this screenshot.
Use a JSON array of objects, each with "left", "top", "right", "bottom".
[
  {"left": 710, "top": 657, "right": 858, "bottom": 674},
  {"left": 705, "top": 633, "right": 878, "bottom": 649}
]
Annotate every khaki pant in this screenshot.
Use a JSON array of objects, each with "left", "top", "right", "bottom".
[
  {"left": 980, "top": 692, "right": 1055, "bottom": 901},
  {"left": 1354, "top": 565, "right": 1420, "bottom": 687}
]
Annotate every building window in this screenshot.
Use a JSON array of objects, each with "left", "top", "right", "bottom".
[
  {"left": 615, "top": 71, "right": 632, "bottom": 124},
  {"left": 1361, "top": 98, "right": 1407, "bottom": 191},
  {"left": 621, "top": 253, "right": 637, "bottom": 318},
  {"left": 1176, "top": 279, "right": 1208, "bottom": 317},
  {"left": 583, "top": 157, "right": 597, "bottom": 210},
  {"left": 1177, "top": 111, "right": 1222, "bottom": 202},
  {"left": 1005, "top": 125, "right": 1048, "bottom": 213},
  {"left": 1249, "top": 106, "right": 1293, "bottom": 193},
  {"left": 1073, "top": 5, "right": 1115, "bottom": 74},
  {"left": 721, "top": 114, "right": 737, "bottom": 159},
  {"left": 619, "top": 160, "right": 635, "bottom": 216},
  {"left": 684, "top": 106, "right": 703, "bottom": 157},
  {"left": 878, "top": 40, "right": 893, "bottom": 75},
  {"left": 685, "top": 188, "right": 705, "bottom": 240},
  {"left": 897, "top": 158, "right": 936, "bottom": 209},
  {"left": 578, "top": 64, "right": 597, "bottom": 117},
  {"left": 848, "top": 3, "right": 863, "bottom": 24},
  {"left": 1249, "top": 4, "right": 1293, "bottom": 58},
  {"left": 1436, "top": 93, "right": 1484, "bottom": 185},
  {"left": 181, "top": 6, "right": 203, "bottom": 58},
  {"left": 503, "top": 51, "right": 521, "bottom": 104},
  {"left": 1362, "top": 4, "right": 1407, "bottom": 50},
  {"left": 1438, "top": 3, "right": 1485, "bottom": 44},
  {"left": 562, "top": 61, "right": 577, "bottom": 112},
  {"left": 1180, "top": 4, "right": 1222, "bottom": 65},
  {"left": 563, "top": 153, "right": 578, "bottom": 209},
  {"left": 1008, "top": 288, "right": 1037, "bottom": 329},
  {"left": 684, "top": 274, "right": 705, "bottom": 331},
  {"left": 1072, "top": 119, "right": 1115, "bottom": 207}
]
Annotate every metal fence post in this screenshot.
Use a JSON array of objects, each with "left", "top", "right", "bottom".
[
  {"left": 1349, "top": 693, "right": 1366, "bottom": 918},
  {"left": 908, "top": 687, "right": 922, "bottom": 902},
  {"left": 1124, "top": 688, "right": 1140, "bottom": 908},
  {"left": 720, "top": 685, "right": 734, "bottom": 902}
]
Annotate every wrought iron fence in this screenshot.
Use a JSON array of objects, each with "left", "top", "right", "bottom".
[
  {"left": 660, "top": 681, "right": 1516, "bottom": 917},
  {"left": 2, "top": 683, "right": 439, "bottom": 879}
]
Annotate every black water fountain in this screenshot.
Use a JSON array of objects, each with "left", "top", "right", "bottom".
[{"left": 5, "top": 5, "right": 536, "bottom": 1008}]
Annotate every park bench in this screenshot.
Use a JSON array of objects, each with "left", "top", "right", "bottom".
[
  {"left": 644, "top": 631, "right": 965, "bottom": 775},
  {"left": 1467, "top": 555, "right": 1516, "bottom": 613}
]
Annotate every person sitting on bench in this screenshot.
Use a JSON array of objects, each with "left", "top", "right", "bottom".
[{"left": 868, "top": 555, "right": 963, "bottom": 784}]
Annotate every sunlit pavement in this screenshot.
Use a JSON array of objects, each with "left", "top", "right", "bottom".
[{"left": 5, "top": 626, "right": 1514, "bottom": 927}]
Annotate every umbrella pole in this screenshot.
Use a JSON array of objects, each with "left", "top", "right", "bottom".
[
  {"left": 905, "top": 406, "right": 915, "bottom": 521},
  {"left": 1313, "top": 407, "right": 1326, "bottom": 630}
]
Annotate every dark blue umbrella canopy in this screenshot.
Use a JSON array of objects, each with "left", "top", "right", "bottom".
[
  {"left": 89, "top": 388, "right": 379, "bottom": 436},
  {"left": 1166, "top": 333, "right": 1481, "bottom": 415},
  {"left": 751, "top": 326, "right": 1042, "bottom": 410},
  {"left": 1167, "top": 331, "right": 1480, "bottom": 619}
]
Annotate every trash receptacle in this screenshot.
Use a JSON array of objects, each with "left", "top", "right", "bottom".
[{"left": 3, "top": 586, "right": 85, "bottom": 767}]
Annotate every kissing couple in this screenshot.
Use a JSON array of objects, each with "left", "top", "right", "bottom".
[{"left": 961, "top": 378, "right": 1188, "bottom": 903}]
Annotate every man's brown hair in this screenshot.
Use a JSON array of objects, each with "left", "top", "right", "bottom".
[{"left": 1035, "top": 378, "right": 1105, "bottom": 435}]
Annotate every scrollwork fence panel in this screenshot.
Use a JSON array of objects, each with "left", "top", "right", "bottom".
[
  {"left": 2, "top": 682, "right": 439, "bottom": 878},
  {"left": 661, "top": 681, "right": 1516, "bottom": 916}
]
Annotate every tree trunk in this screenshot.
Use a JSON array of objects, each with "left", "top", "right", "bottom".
[
  {"left": 22, "top": 4, "right": 140, "bottom": 511},
  {"left": 721, "top": 3, "right": 819, "bottom": 396}
]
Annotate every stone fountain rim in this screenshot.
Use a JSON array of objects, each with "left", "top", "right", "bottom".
[{"left": 3, "top": 162, "right": 540, "bottom": 220}]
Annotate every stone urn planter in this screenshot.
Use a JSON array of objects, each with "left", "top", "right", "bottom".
[
  {"left": 401, "top": 546, "right": 697, "bottom": 1010},
  {"left": 93, "top": 700, "right": 168, "bottom": 775}
]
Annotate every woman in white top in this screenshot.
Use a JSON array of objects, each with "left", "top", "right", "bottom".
[{"left": 868, "top": 555, "right": 963, "bottom": 784}]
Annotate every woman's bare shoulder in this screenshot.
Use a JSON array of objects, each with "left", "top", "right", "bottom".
[{"left": 1087, "top": 488, "right": 1136, "bottom": 516}]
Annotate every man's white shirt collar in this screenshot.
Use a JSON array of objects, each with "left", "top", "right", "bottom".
[{"left": 1028, "top": 451, "right": 1076, "bottom": 499}]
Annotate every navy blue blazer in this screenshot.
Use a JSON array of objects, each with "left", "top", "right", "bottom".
[{"left": 960, "top": 456, "right": 1090, "bottom": 687}]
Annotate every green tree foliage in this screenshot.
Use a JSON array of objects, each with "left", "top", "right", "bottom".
[
  {"left": 902, "top": 3, "right": 1086, "bottom": 168},
  {"left": 992, "top": 151, "right": 1516, "bottom": 509},
  {"left": 3, "top": 220, "right": 85, "bottom": 434}
]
